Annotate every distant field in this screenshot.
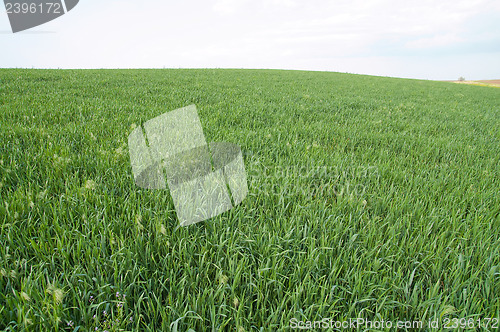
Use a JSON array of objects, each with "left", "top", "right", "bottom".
[
  {"left": 478, "top": 80, "right": 500, "bottom": 85},
  {"left": 1, "top": 69, "right": 499, "bottom": 331},
  {"left": 451, "top": 80, "right": 500, "bottom": 88}
]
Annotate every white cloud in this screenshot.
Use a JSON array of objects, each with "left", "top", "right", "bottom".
[
  {"left": 213, "top": 0, "right": 249, "bottom": 15},
  {"left": 266, "top": 0, "right": 298, "bottom": 9},
  {"left": 405, "top": 33, "right": 464, "bottom": 49}
]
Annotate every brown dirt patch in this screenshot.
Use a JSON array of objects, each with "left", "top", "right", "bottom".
[
  {"left": 476, "top": 80, "right": 500, "bottom": 86},
  {"left": 451, "top": 80, "right": 500, "bottom": 88}
]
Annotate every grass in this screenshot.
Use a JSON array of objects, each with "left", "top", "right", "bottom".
[{"left": 0, "top": 68, "right": 499, "bottom": 331}]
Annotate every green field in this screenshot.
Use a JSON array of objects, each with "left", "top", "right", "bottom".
[{"left": 0, "top": 69, "right": 499, "bottom": 331}]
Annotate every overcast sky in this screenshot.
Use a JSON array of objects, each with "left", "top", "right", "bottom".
[{"left": 1, "top": 0, "right": 499, "bottom": 80}]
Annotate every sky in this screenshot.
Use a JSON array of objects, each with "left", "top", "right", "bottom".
[{"left": 1, "top": 0, "right": 499, "bottom": 80}]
